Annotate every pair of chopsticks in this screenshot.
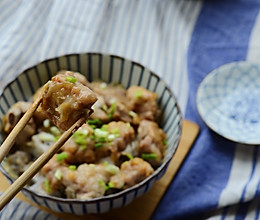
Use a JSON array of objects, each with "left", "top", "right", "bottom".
[{"left": 0, "top": 91, "right": 87, "bottom": 210}]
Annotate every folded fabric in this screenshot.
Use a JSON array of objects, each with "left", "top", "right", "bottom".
[{"left": 153, "top": 1, "right": 260, "bottom": 219}]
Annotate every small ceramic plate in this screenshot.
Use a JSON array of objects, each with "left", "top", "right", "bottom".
[{"left": 197, "top": 61, "right": 260, "bottom": 145}]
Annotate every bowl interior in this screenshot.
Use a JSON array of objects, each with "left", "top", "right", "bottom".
[{"left": 0, "top": 53, "right": 182, "bottom": 208}]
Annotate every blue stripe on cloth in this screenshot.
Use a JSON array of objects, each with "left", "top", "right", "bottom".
[
  {"left": 256, "top": 202, "right": 260, "bottom": 220},
  {"left": 240, "top": 147, "right": 259, "bottom": 203},
  {"left": 152, "top": 1, "right": 260, "bottom": 220}
]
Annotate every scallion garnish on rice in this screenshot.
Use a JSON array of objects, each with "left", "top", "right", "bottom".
[
  {"left": 69, "top": 165, "right": 77, "bottom": 170},
  {"left": 44, "top": 179, "right": 50, "bottom": 193},
  {"left": 163, "top": 139, "right": 168, "bottom": 146},
  {"left": 141, "top": 153, "right": 158, "bottom": 160},
  {"left": 87, "top": 119, "right": 102, "bottom": 126},
  {"left": 95, "top": 143, "right": 103, "bottom": 148},
  {"left": 94, "top": 128, "right": 109, "bottom": 139},
  {"left": 50, "top": 126, "right": 61, "bottom": 136},
  {"left": 135, "top": 91, "right": 143, "bottom": 98},
  {"left": 54, "top": 169, "right": 62, "bottom": 180},
  {"left": 108, "top": 102, "right": 117, "bottom": 120},
  {"left": 56, "top": 152, "right": 68, "bottom": 162},
  {"left": 65, "top": 76, "right": 77, "bottom": 83}
]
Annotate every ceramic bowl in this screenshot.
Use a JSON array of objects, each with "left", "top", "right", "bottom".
[
  {"left": 0, "top": 53, "right": 182, "bottom": 214},
  {"left": 197, "top": 61, "right": 260, "bottom": 145}
]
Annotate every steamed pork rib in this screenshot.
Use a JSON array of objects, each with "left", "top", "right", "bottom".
[
  {"left": 2, "top": 101, "right": 36, "bottom": 147},
  {"left": 42, "top": 159, "right": 118, "bottom": 199},
  {"left": 61, "top": 121, "right": 135, "bottom": 164},
  {"left": 56, "top": 70, "right": 89, "bottom": 86},
  {"left": 40, "top": 72, "right": 97, "bottom": 130},
  {"left": 33, "top": 71, "right": 91, "bottom": 125},
  {"left": 61, "top": 123, "right": 96, "bottom": 164},
  {"left": 127, "top": 86, "right": 158, "bottom": 122},
  {"left": 63, "top": 163, "right": 113, "bottom": 199},
  {"left": 137, "top": 120, "right": 166, "bottom": 167},
  {"left": 89, "top": 81, "right": 132, "bottom": 123},
  {"left": 88, "top": 82, "right": 160, "bottom": 124},
  {"left": 110, "top": 158, "right": 154, "bottom": 189}
]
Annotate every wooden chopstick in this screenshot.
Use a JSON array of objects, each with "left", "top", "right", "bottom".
[
  {"left": 0, "top": 116, "right": 87, "bottom": 211},
  {"left": 0, "top": 94, "right": 43, "bottom": 164}
]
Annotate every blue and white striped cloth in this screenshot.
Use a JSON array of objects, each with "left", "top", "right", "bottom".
[{"left": 1, "top": 0, "right": 260, "bottom": 219}]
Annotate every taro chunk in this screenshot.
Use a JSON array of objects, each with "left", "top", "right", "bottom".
[{"left": 41, "top": 72, "right": 97, "bottom": 130}]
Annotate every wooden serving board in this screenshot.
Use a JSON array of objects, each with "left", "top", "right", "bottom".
[{"left": 0, "top": 120, "right": 199, "bottom": 220}]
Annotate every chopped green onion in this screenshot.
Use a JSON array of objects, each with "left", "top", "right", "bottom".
[
  {"left": 75, "top": 136, "right": 87, "bottom": 145},
  {"left": 163, "top": 139, "right": 168, "bottom": 146},
  {"left": 43, "top": 119, "right": 50, "bottom": 128},
  {"left": 98, "top": 179, "right": 106, "bottom": 188},
  {"left": 39, "top": 132, "right": 55, "bottom": 142},
  {"left": 100, "top": 82, "right": 107, "bottom": 89},
  {"left": 99, "top": 180, "right": 114, "bottom": 191},
  {"left": 54, "top": 169, "right": 62, "bottom": 180},
  {"left": 141, "top": 153, "right": 158, "bottom": 160},
  {"left": 122, "top": 161, "right": 129, "bottom": 166},
  {"left": 101, "top": 124, "right": 108, "bottom": 131},
  {"left": 111, "top": 128, "right": 120, "bottom": 137},
  {"left": 105, "top": 164, "right": 120, "bottom": 175},
  {"left": 107, "top": 182, "right": 114, "bottom": 189},
  {"left": 103, "top": 161, "right": 109, "bottom": 166},
  {"left": 65, "top": 76, "right": 77, "bottom": 83},
  {"left": 95, "top": 143, "right": 103, "bottom": 148},
  {"left": 75, "top": 129, "right": 89, "bottom": 137},
  {"left": 125, "top": 153, "right": 133, "bottom": 160},
  {"left": 80, "top": 145, "right": 87, "bottom": 150},
  {"left": 44, "top": 179, "right": 50, "bottom": 193},
  {"left": 96, "top": 137, "right": 106, "bottom": 143},
  {"left": 108, "top": 102, "right": 117, "bottom": 120},
  {"left": 87, "top": 119, "right": 102, "bottom": 126},
  {"left": 56, "top": 152, "right": 68, "bottom": 162},
  {"left": 135, "top": 91, "right": 143, "bottom": 98},
  {"left": 89, "top": 135, "right": 95, "bottom": 140},
  {"left": 107, "top": 134, "right": 116, "bottom": 141},
  {"left": 90, "top": 124, "right": 97, "bottom": 129},
  {"left": 101, "top": 104, "right": 108, "bottom": 112},
  {"left": 129, "top": 111, "right": 137, "bottom": 118},
  {"left": 50, "top": 126, "right": 61, "bottom": 136},
  {"left": 94, "top": 128, "right": 109, "bottom": 139},
  {"left": 69, "top": 165, "right": 77, "bottom": 170},
  {"left": 54, "top": 136, "right": 60, "bottom": 142}
]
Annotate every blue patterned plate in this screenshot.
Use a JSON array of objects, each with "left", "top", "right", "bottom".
[{"left": 197, "top": 61, "right": 260, "bottom": 145}]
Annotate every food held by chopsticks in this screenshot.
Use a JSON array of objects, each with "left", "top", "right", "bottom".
[
  {"left": 0, "top": 71, "right": 98, "bottom": 210},
  {"left": 38, "top": 71, "right": 97, "bottom": 131}
]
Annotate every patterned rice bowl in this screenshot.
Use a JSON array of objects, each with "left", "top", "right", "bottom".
[{"left": 0, "top": 53, "right": 182, "bottom": 214}]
